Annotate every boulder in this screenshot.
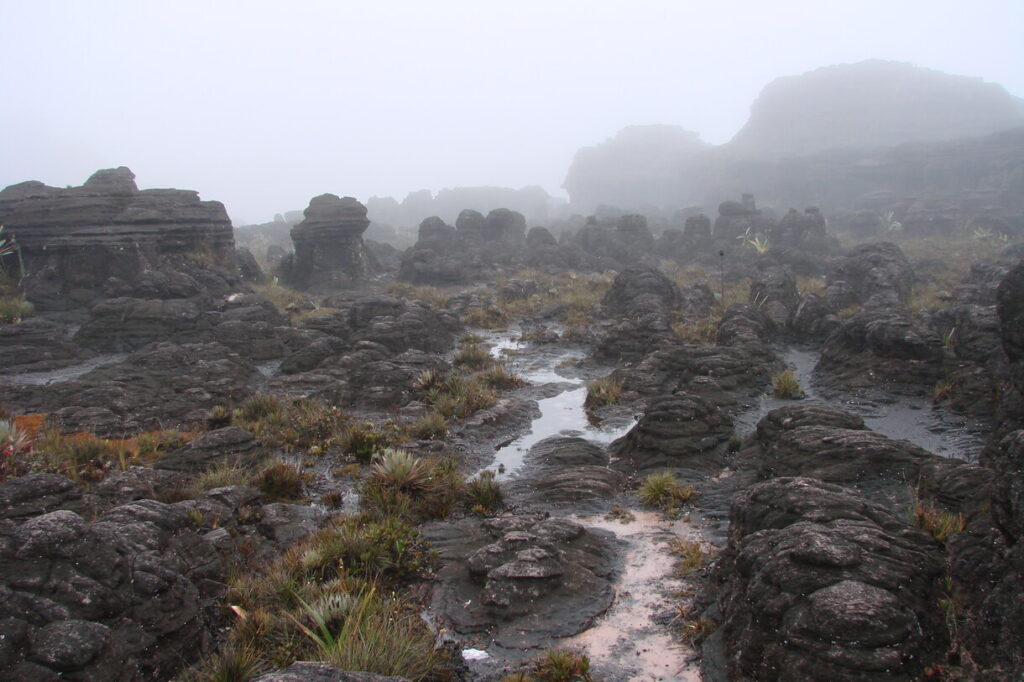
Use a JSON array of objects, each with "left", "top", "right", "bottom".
[
  {"left": 286, "top": 194, "right": 378, "bottom": 290},
  {"left": 716, "top": 477, "right": 946, "bottom": 681}
]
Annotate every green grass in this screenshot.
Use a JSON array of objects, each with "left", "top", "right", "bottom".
[
  {"left": 465, "top": 470, "right": 504, "bottom": 513},
  {"left": 669, "top": 538, "right": 711, "bottom": 577},
  {"left": 638, "top": 472, "right": 695, "bottom": 512},
  {"left": 771, "top": 369, "right": 804, "bottom": 398},
  {"left": 584, "top": 376, "right": 622, "bottom": 408}
]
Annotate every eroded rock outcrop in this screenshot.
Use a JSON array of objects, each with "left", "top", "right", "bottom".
[
  {"left": 715, "top": 477, "right": 946, "bottom": 681},
  {"left": 284, "top": 194, "right": 378, "bottom": 290},
  {"left": 0, "top": 498, "right": 223, "bottom": 680},
  {"left": 424, "top": 514, "right": 616, "bottom": 649},
  {"left": 0, "top": 167, "right": 236, "bottom": 312}
]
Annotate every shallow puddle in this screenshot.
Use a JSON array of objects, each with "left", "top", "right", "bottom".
[{"left": 734, "top": 346, "right": 986, "bottom": 459}]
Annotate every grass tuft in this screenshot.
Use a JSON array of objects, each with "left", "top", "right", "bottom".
[
  {"left": 771, "top": 369, "right": 804, "bottom": 398},
  {"left": 638, "top": 472, "right": 695, "bottom": 512}
]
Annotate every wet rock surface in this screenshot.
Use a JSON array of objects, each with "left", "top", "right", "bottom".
[
  {"left": 507, "top": 437, "right": 625, "bottom": 512},
  {"left": 610, "top": 393, "right": 732, "bottom": 476},
  {"left": 0, "top": 496, "right": 223, "bottom": 680},
  {"left": 424, "top": 514, "right": 617, "bottom": 649},
  {"left": 715, "top": 477, "right": 946, "bottom": 681}
]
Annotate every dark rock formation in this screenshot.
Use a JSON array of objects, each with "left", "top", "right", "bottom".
[
  {"left": 4, "top": 342, "right": 260, "bottom": 435},
  {"left": 730, "top": 60, "right": 1024, "bottom": 156},
  {"left": 824, "top": 242, "right": 915, "bottom": 308},
  {"left": 610, "top": 393, "right": 732, "bottom": 476},
  {"left": 507, "top": 437, "right": 625, "bottom": 512},
  {"left": 424, "top": 514, "right": 616, "bottom": 649},
  {"left": 713, "top": 195, "right": 770, "bottom": 243},
  {"left": 818, "top": 306, "right": 943, "bottom": 390},
  {"left": 715, "top": 477, "right": 947, "bottom": 681},
  {"left": 0, "top": 496, "right": 223, "bottom": 680},
  {"left": 285, "top": 194, "right": 378, "bottom": 290},
  {"left": 399, "top": 209, "right": 533, "bottom": 284},
  {"left": 155, "top": 427, "right": 261, "bottom": 473},
  {"left": 749, "top": 266, "right": 799, "bottom": 328},
  {"left": 754, "top": 404, "right": 866, "bottom": 444},
  {"left": 594, "top": 267, "right": 683, "bottom": 361},
  {"left": 0, "top": 167, "right": 237, "bottom": 311},
  {"left": 613, "top": 340, "right": 772, "bottom": 409}
]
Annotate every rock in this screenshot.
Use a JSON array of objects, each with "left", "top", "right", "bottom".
[
  {"left": 0, "top": 499, "right": 222, "bottom": 679},
  {"left": 749, "top": 266, "right": 799, "bottom": 328},
  {"left": 717, "top": 303, "right": 773, "bottom": 348},
  {"left": 235, "top": 246, "right": 266, "bottom": 283},
  {"left": 613, "top": 341, "right": 772, "bottom": 409},
  {"left": 507, "top": 437, "right": 625, "bottom": 512},
  {"left": 818, "top": 305, "right": 943, "bottom": 390},
  {"left": 156, "top": 427, "right": 260, "bottom": 473},
  {"left": 825, "top": 242, "right": 915, "bottom": 307},
  {"left": 285, "top": 194, "right": 378, "bottom": 290},
  {"left": 716, "top": 477, "right": 946, "bottom": 681},
  {"left": 424, "top": 514, "right": 616, "bottom": 649},
  {"left": 682, "top": 213, "right": 712, "bottom": 249},
  {"left": 759, "top": 425, "right": 937, "bottom": 505},
  {"left": 610, "top": 393, "right": 732, "bottom": 476},
  {"left": 0, "top": 317, "right": 93, "bottom": 374},
  {"left": 790, "top": 293, "right": 840, "bottom": 339},
  {"left": 601, "top": 266, "right": 680, "bottom": 317},
  {"left": 0, "top": 473, "right": 86, "bottom": 520},
  {"left": 0, "top": 167, "right": 236, "bottom": 311},
  {"left": 7, "top": 342, "right": 260, "bottom": 436},
  {"left": 755, "top": 405, "right": 866, "bottom": 444},
  {"left": 253, "top": 662, "right": 410, "bottom": 681},
  {"left": 771, "top": 207, "right": 829, "bottom": 252}
]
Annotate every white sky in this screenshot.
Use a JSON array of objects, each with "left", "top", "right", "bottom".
[{"left": 2, "top": 0, "right": 1022, "bottom": 224}]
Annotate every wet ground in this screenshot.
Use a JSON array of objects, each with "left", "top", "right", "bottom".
[{"left": 733, "top": 346, "right": 987, "bottom": 460}]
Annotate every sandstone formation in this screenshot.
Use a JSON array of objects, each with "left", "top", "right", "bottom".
[
  {"left": 284, "top": 194, "right": 379, "bottom": 290},
  {"left": 0, "top": 167, "right": 236, "bottom": 311}
]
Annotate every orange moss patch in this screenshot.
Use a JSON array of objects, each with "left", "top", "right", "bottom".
[{"left": 13, "top": 413, "right": 45, "bottom": 437}]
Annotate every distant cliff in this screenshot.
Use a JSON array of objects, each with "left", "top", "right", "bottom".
[{"left": 563, "top": 61, "right": 1024, "bottom": 220}]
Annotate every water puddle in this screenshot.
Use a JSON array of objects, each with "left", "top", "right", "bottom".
[
  {"left": 0, "top": 353, "right": 128, "bottom": 386},
  {"left": 734, "top": 347, "right": 986, "bottom": 459},
  {"left": 476, "top": 328, "right": 631, "bottom": 479},
  {"left": 566, "top": 511, "right": 702, "bottom": 682}
]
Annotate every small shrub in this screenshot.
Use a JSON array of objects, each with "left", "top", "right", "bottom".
[
  {"left": 681, "top": 616, "right": 718, "bottom": 645},
  {"left": 411, "top": 368, "right": 444, "bottom": 393},
  {"left": 408, "top": 410, "right": 447, "bottom": 440},
  {"left": 453, "top": 344, "right": 492, "bottom": 370},
  {"left": 253, "top": 461, "right": 305, "bottom": 500},
  {"left": 190, "top": 459, "right": 249, "bottom": 494},
  {"left": 603, "top": 505, "right": 635, "bottom": 523},
  {"left": 584, "top": 376, "right": 622, "bottom": 408},
  {"left": 289, "top": 584, "right": 445, "bottom": 678},
  {"left": 671, "top": 317, "right": 718, "bottom": 344},
  {"left": 0, "top": 419, "right": 32, "bottom": 481},
  {"left": 771, "top": 369, "right": 804, "bottom": 398},
  {"left": 728, "top": 434, "right": 743, "bottom": 452},
  {"left": 237, "top": 393, "right": 284, "bottom": 423},
  {"left": 933, "top": 379, "right": 953, "bottom": 403},
  {"left": 0, "top": 296, "right": 33, "bottom": 324},
  {"left": 340, "top": 421, "right": 392, "bottom": 462},
  {"left": 134, "top": 429, "right": 189, "bottom": 461},
  {"left": 912, "top": 501, "right": 966, "bottom": 543},
  {"left": 533, "top": 648, "right": 593, "bottom": 682},
  {"left": 480, "top": 363, "right": 526, "bottom": 390},
  {"left": 670, "top": 538, "right": 710, "bottom": 577},
  {"left": 206, "top": 405, "right": 234, "bottom": 430},
  {"left": 33, "top": 431, "right": 119, "bottom": 481},
  {"left": 638, "top": 472, "right": 695, "bottom": 512},
  {"left": 368, "top": 449, "right": 432, "bottom": 494},
  {"left": 465, "top": 470, "right": 503, "bottom": 513}
]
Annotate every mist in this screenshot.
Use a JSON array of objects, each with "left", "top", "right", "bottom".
[{"left": 2, "top": 0, "right": 1022, "bottom": 225}]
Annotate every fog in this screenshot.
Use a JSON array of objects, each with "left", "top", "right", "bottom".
[{"left": 2, "top": 0, "right": 1022, "bottom": 225}]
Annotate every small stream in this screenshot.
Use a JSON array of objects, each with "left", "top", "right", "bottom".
[{"left": 480, "top": 329, "right": 633, "bottom": 480}]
